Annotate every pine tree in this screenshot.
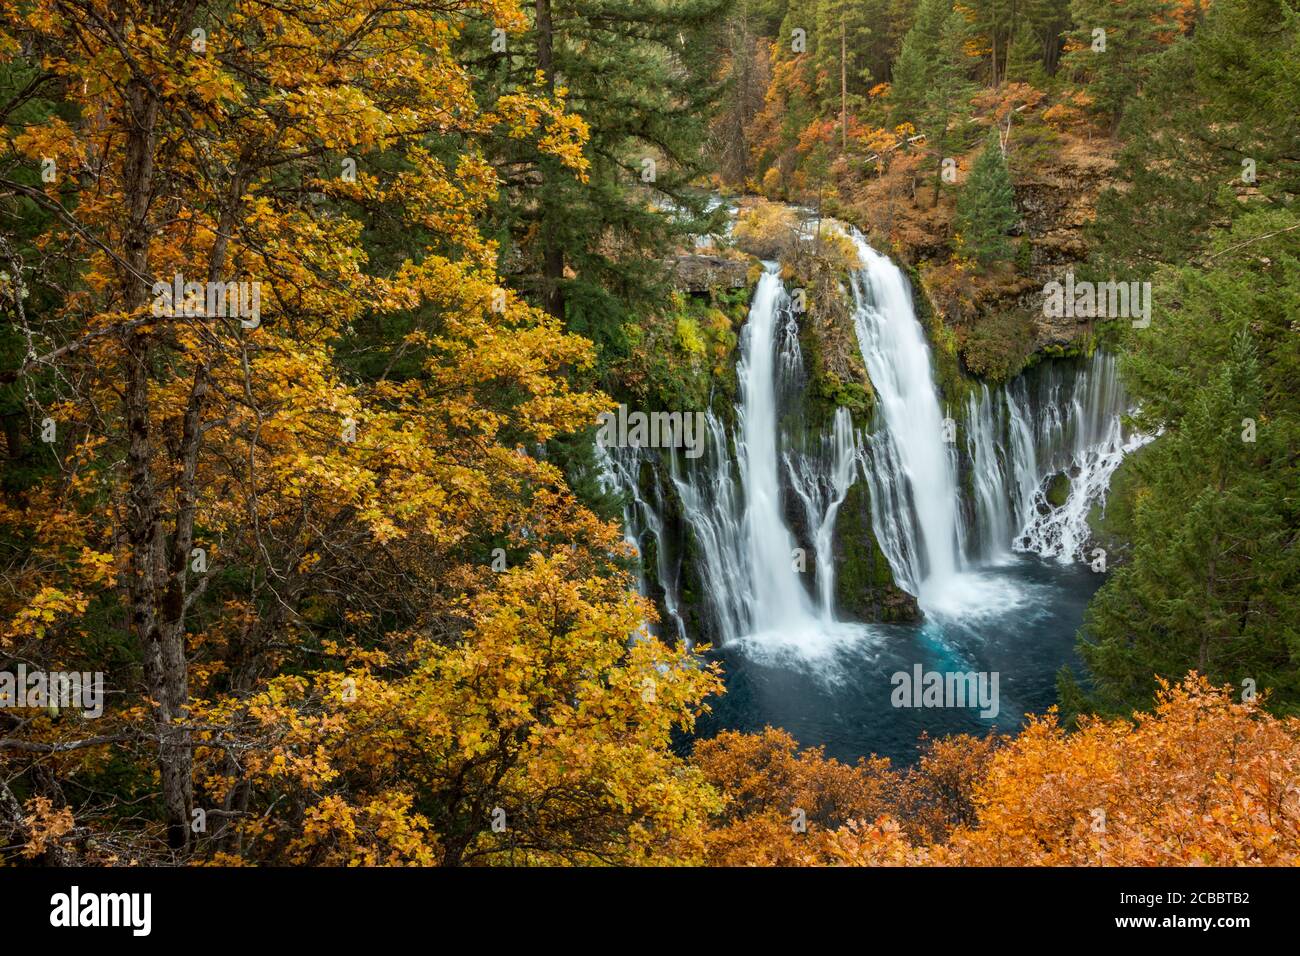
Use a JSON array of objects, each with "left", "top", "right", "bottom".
[
  {"left": 1091, "top": 0, "right": 1300, "bottom": 279},
  {"left": 966, "top": 0, "right": 1015, "bottom": 86},
  {"left": 955, "top": 133, "right": 1018, "bottom": 264},
  {"left": 889, "top": 0, "right": 951, "bottom": 125},
  {"left": 810, "top": 0, "right": 876, "bottom": 148},
  {"left": 923, "top": 6, "right": 976, "bottom": 203},
  {"left": 469, "top": 0, "right": 730, "bottom": 351},
  {"left": 1023, "top": 0, "right": 1072, "bottom": 74},
  {"left": 1063, "top": 213, "right": 1300, "bottom": 717},
  {"left": 1063, "top": 0, "right": 1178, "bottom": 127},
  {"left": 714, "top": 0, "right": 778, "bottom": 184},
  {"left": 1005, "top": 23, "right": 1048, "bottom": 86}
]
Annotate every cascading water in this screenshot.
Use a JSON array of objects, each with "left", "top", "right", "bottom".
[
  {"left": 848, "top": 233, "right": 964, "bottom": 606},
  {"left": 734, "top": 269, "right": 820, "bottom": 633},
  {"left": 679, "top": 266, "right": 865, "bottom": 657},
  {"left": 594, "top": 442, "right": 689, "bottom": 643},
  {"left": 841, "top": 228, "right": 1146, "bottom": 613},
  {"left": 786, "top": 407, "right": 858, "bottom": 615},
  {"left": 600, "top": 264, "right": 865, "bottom": 660},
  {"left": 964, "top": 350, "right": 1151, "bottom": 564},
  {"left": 602, "top": 214, "right": 1156, "bottom": 760},
  {"left": 601, "top": 221, "right": 1144, "bottom": 673}
]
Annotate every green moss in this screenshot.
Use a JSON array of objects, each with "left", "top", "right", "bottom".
[
  {"left": 615, "top": 286, "right": 747, "bottom": 417},
  {"left": 907, "top": 261, "right": 976, "bottom": 407},
  {"left": 833, "top": 482, "right": 920, "bottom": 623},
  {"left": 784, "top": 240, "right": 878, "bottom": 432},
  {"left": 1046, "top": 471, "right": 1071, "bottom": 508},
  {"left": 959, "top": 307, "right": 1037, "bottom": 384}
]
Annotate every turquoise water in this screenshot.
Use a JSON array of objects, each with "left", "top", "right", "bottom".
[{"left": 693, "top": 554, "right": 1103, "bottom": 765}]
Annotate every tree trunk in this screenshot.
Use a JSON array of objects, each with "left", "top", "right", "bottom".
[
  {"left": 536, "top": 0, "right": 565, "bottom": 320},
  {"left": 120, "top": 65, "right": 195, "bottom": 853},
  {"left": 840, "top": 16, "right": 848, "bottom": 155}
]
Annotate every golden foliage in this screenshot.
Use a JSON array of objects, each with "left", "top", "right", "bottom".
[{"left": 694, "top": 677, "right": 1300, "bottom": 867}]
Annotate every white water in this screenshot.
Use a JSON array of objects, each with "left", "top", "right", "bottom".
[
  {"left": 848, "top": 234, "right": 965, "bottom": 609},
  {"left": 736, "top": 270, "right": 817, "bottom": 630},
  {"left": 599, "top": 228, "right": 1143, "bottom": 655},
  {"left": 787, "top": 407, "right": 858, "bottom": 614},
  {"left": 965, "top": 350, "right": 1150, "bottom": 564},
  {"left": 669, "top": 266, "right": 866, "bottom": 660},
  {"left": 594, "top": 440, "right": 688, "bottom": 642}
]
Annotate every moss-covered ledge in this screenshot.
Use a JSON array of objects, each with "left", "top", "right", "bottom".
[{"left": 779, "top": 227, "right": 876, "bottom": 432}]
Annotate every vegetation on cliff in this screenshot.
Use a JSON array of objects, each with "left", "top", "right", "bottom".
[{"left": 0, "top": 0, "right": 1295, "bottom": 870}]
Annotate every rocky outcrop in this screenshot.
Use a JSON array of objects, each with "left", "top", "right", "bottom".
[
  {"left": 1013, "top": 136, "right": 1118, "bottom": 351},
  {"left": 842, "top": 130, "right": 1119, "bottom": 374},
  {"left": 781, "top": 231, "right": 875, "bottom": 429},
  {"left": 667, "top": 254, "right": 753, "bottom": 293},
  {"left": 833, "top": 482, "right": 921, "bottom": 623}
]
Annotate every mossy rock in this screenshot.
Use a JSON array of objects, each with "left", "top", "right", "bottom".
[
  {"left": 1045, "top": 471, "right": 1071, "bottom": 509},
  {"left": 785, "top": 242, "right": 877, "bottom": 432},
  {"left": 957, "top": 307, "right": 1038, "bottom": 384},
  {"left": 906, "top": 260, "right": 976, "bottom": 407},
  {"left": 1085, "top": 442, "right": 1150, "bottom": 565},
  {"left": 833, "top": 481, "right": 921, "bottom": 623}
]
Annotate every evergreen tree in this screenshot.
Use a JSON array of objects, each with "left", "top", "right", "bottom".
[
  {"left": 1023, "top": 0, "right": 1072, "bottom": 74},
  {"left": 922, "top": 5, "right": 976, "bottom": 203},
  {"left": 469, "top": 0, "right": 730, "bottom": 359},
  {"left": 1005, "top": 23, "right": 1048, "bottom": 86},
  {"left": 714, "top": 0, "right": 782, "bottom": 184},
  {"left": 967, "top": 0, "right": 1015, "bottom": 86},
  {"left": 1091, "top": 0, "right": 1300, "bottom": 280},
  {"left": 1063, "top": 0, "right": 1178, "bottom": 127},
  {"left": 955, "top": 133, "right": 1018, "bottom": 263},
  {"left": 1062, "top": 211, "right": 1300, "bottom": 718},
  {"left": 811, "top": 0, "right": 875, "bottom": 148},
  {"left": 889, "top": 0, "right": 951, "bottom": 125}
]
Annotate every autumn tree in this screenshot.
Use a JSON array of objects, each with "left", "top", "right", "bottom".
[
  {"left": 695, "top": 678, "right": 1300, "bottom": 867},
  {"left": 691, "top": 727, "right": 894, "bottom": 865},
  {"left": 0, "top": 0, "right": 716, "bottom": 865},
  {"left": 940, "top": 677, "right": 1300, "bottom": 865}
]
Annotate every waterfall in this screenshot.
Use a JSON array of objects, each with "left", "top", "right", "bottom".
[
  {"left": 681, "top": 266, "right": 864, "bottom": 655},
  {"left": 734, "top": 269, "right": 821, "bottom": 631},
  {"left": 848, "top": 233, "right": 963, "bottom": 605},
  {"left": 599, "top": 223, "right": 1145, "bottom": 651},
  {"left": 787, "top": 408, "right": 858, "bottom": 615},
  {"left": 594, "top": 441, "right": 689, "bottom": 643},
  {"left": 842, "top": 230, "right": 1145, "bottom": 613},
  {"left": 964, "top": 350, "right": 1150, "bottom": 563},
  {"left": 598, "top": 264, "right": 865, "bottom": 658},
  {"left": 964, "top": 383, "right": 1015, "bottom": 564}
]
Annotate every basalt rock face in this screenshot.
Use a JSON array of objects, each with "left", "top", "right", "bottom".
[
  {"left": 1014, "top": 138, "right": 1119, "bottom": 352},
  {"left": 833, "top": 481, "right": 921, "bottom": 623},
  {"left": 667, "top": 254, "right": 753, "bottom": 294}
]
